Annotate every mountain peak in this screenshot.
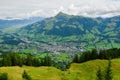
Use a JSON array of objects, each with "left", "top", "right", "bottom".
[
  {"left": 56, "top": 12, "right": 68, "bottom": 17},
  {"left": 55, "top": 12, "right": 70, "bottom": 20}
]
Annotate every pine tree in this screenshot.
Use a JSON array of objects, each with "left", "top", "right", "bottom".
[
  {"left": 2, "top": 54, "right": 12, "bottom": 66},
  {"left": 32, "top": 58, "right": 40, "bottom": 67},
  {"left": 12, "top": 53, "right": 19, "bottom": 66},
  {"left": 47, "top": 56, "right": 52, "bottom": 66},
  {"left": 96, "top": 67, "right": 102, "bottom": 80},
  {"left": 43, "top": 55, "right": 52, "bottom": 66},
  {"left": 90, "top": 49, "right": 98, "bottom": 60},
  {"left": 18, "top": 56, "right": 23, "bottom": 67},
  {"left": 73, "top": 54, "right": 78, "bottom": 63},
  {"left": 79, "top": 51, "right": 91, "bottom": 63},
  {"left": 105, "top": 59, "right": 112, "bottom": 80},
  {"left": 22, "top": 70, "right": 32, "bottom": 80},
  {"left": 26, "top": 53, "right": 32, "bottom": 66}
]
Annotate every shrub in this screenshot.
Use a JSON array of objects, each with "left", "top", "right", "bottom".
[{"left": 0, "top": 73, "right": 8, "bottom": 80}]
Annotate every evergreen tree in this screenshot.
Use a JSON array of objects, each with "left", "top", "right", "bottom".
[
  {"left": 73, "top": 54, "right": 79, "bottom": 63},
  {"left": 47, "top": 56, "right": 52, "bottom": 66},
  {"left": 90, "top": 49, "right": 98, "bottom": 60},
  {"left": 11, "top": 52, "right": 22, "bottom": 66},
  {"left": 96, "top": 67, "right": 102, "bottom": 80},
  {"left": 79, "top": 51, "right": 91, "bottom": 63},
  {"left": 22, "top": 70, "right": 32, "bottom": 80},
  {"left": 40, "top": 58, "right": 45, "bottom": 66},
  {"left": 66, "top": 61, "right": 71, "bottom": 69},
  {"left": 105, "top": 59, "right": 112, "bottom": 80},
  {"left": 18, "top": 56, "right": 23, "bottom": 67},
  {"left": 11, "top": 53, "right": 18, "bottom": 66},
  {"left": 26, "top": 53, "right": 32, "bottom": 66},
  {"left": 32, "top": 58, "right": 40, "bottom": 67},
  {"left": 2, "top": 54, "right": 12, "bottom": 66},
  {"left": 44, "top": 55, "right": 52, "bottom": 66}
]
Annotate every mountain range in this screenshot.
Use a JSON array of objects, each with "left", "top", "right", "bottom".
[
  {"left": 17, "top": 12, "right": 120, "bottom": 50},
  {"left": 0, "top": 12, "right": 120, "bottom": 54}
]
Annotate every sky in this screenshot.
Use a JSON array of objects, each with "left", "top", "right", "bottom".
[{"left": 0, "top": 0, "right": 120, "bottom": 19}]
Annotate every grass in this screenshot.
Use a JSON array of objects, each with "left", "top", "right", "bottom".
[
  {"left": 22, "top": 66, "right": 62, "bottom": 80},
  {"left": 111, "top": 59, "right": 120, "bottom": 80},
  {"left": 55, "top": 53, "right": 69, "bottom": 60},
  {"left": 22, "top": 50, "right": 35, "bottom": 54},
  {"left": 0, "top": 59, "right": 120, "bottom": 80},
  {"left": 35, "top": 53, "right": 52, "bottom": 58},
  {"left": 65, "top": 59, "right": 108, "bottom": 80},
  {"left": 0, "top": 66, "right": 23, "bottom": 80}
]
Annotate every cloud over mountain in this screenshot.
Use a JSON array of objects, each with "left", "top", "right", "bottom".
[{"left": 0, "top": 0, "right": 120, "bottom": 19}]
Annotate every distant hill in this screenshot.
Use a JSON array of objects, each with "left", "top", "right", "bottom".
[
  {"left": 0, "top": 17, "right": 43, "bottom": 30},
  {"left": 18, "top": 12, "right": 120, "bottom": 50},
  {"left": 0, "top": 31, "right": 24, "bottom": 45},
  {"left": 0, "top": 59, "right": 120, "bottom": 80},
  {"left": 0, "top": 31, "right": 25, "bottom": 53}
]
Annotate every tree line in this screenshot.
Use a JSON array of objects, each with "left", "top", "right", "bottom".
[
  {"left": 0, "top": 52, "right": 71, "bottom": 71},
  {"left": 0, "top": 52, "right": 52, "bottom": 67},
  {"left": 0, "top": 48, "right": 119, "bottom": 71},
  {"left": 73, "top": 48, "right": 120, "bottom": 63}
]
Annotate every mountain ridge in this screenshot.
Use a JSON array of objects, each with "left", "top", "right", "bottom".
[{"left": 16, "top": 12, "right": 120, "bottom": 50}]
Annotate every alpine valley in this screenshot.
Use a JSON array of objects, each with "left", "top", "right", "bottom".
[
  {"left": 0, "top": 12, "right": 120, "bottom": 54},
  {"left": 1, "top": 12, "right": 120, "bottom": 80}
]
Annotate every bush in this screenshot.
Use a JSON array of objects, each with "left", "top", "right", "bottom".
[{"left": 0, "top": 73, "right": 8, "bottom": 80}]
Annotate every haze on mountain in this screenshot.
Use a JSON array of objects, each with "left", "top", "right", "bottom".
[{"left": 0, "top": 17, "right": 43, "bottom": 30}]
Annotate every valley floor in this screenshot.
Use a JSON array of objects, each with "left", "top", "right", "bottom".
[{"left": 0, "top": 58, "right": 120, "bottom": 80}]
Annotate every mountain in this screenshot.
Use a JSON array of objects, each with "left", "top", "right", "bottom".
[
  {"left": 0, "top": 31, "right": 25, "bottom": 53},
  {"left": 0, "top": 17, "right": 44, "bottom": 30},
  {"left": 17, "top": 12, "right": 120, "bottom": 50}
]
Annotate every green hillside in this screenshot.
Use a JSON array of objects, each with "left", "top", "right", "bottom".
[
  {"left": 1, "top": 12, "right": 120, "bottom": 54},
  {"left": 17, "top": 12, "right": 120, "bottom": 50},
  {"left": 0, "top": 59, "right": 120, "bottom": 80}
]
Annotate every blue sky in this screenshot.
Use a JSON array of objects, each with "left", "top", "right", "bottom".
[{"left": 0, "top": 0, "right": 120, "bottom": 19}]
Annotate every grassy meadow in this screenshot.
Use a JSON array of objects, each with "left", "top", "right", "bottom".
[{"left": 0, "top": 59, "right": 120, "bottom": 80}]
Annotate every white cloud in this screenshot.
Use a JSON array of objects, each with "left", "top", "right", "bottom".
[{"left": 0, "top": 0, "right": 120, "bottom": 19}]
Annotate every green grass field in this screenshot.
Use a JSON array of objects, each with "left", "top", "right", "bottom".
[{"left": 0, "top": 59, "right": 120, "bottom": 80}]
